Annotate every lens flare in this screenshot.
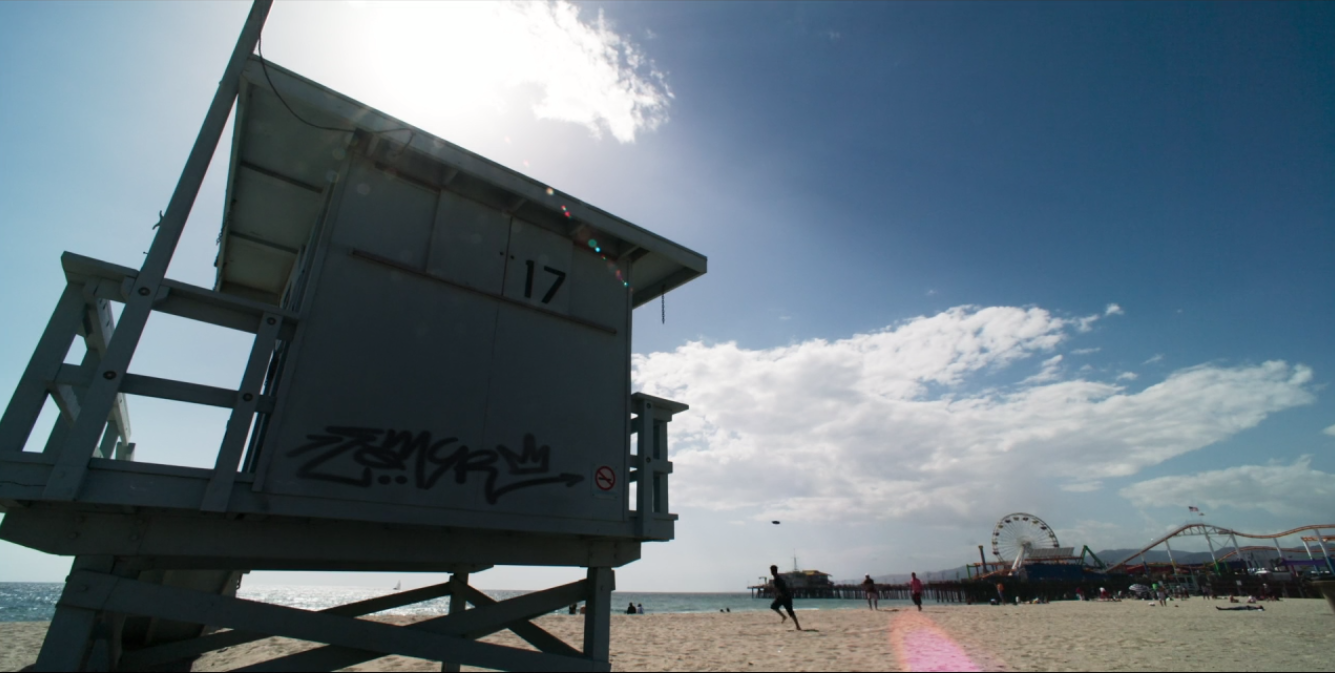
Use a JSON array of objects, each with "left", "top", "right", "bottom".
[{"left": 890, "top": 612, "right": 983, "bottom": 672}]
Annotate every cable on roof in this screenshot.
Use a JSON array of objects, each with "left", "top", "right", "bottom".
[
  {"left": 255, "top": 36, "right": 426, "bottom": 153},
  {"left": 256, "top": 35, "right": 356, "bottom": 133}
]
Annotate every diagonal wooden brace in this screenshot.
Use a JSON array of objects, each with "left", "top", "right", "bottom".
[
  {"left": 453, "top": 583, "right": 583, "bottom": 657},
  {"left": 116, "top": 579, "right": 458, "bottom": 670},
  {"left": 247, "top": 578, "right": 588, "bottom": 671},
  {"left": 59, "top": 570, "right": 598, "bottom": 672}
]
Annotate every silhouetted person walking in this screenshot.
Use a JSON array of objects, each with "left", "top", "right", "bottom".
[
  {"left": 862, "top": 574, "right": 879, "bottom": 610},
  {"left": 769, "top": 565, "right": 802, "bottom": 631}
]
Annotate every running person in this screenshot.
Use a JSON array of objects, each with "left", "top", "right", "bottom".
[
  {"left": 769, "top": 565, "right": 803, "bottom": 631},
  {"left": 861, "top": 575, "right": 879, "bottom": 610},
  {"left": 909, "top": 572, "right": 924, "bottom": 611}
]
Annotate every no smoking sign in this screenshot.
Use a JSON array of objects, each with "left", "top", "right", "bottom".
[{"left": 594, "top": 466, "right": 617, "bottom": 491}]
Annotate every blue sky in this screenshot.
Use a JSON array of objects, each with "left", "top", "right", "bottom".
[{"left": 1, "top": 1, "right": 1332, "bottom": 592}]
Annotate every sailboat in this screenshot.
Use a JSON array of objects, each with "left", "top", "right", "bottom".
[{"left": 393, "top": 581, "right": 401, "bottom": 591}]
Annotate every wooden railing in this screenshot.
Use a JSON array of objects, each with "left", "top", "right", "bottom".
[
  {"left": 0, "top": 252, "right": 295, "bottom": 513},
  {"left": 629, "top": 393, "right": 687, "bottom": 541}
]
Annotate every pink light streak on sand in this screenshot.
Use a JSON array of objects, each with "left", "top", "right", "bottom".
[{"left": 890, "top": 612, "right": 982, "bottom": 672}]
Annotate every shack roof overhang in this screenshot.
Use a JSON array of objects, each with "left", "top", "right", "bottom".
[{"left": 215, "top": 56, "right": 706, "bottom": 308}]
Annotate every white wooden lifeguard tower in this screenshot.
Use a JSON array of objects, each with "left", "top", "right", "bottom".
[{"left": 0, "top": 2, "right": 705, "bottom": 670}]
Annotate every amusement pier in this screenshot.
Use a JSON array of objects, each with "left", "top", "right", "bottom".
[{"left": 750, "top": 513, "right": 1335, "bottom": 604}]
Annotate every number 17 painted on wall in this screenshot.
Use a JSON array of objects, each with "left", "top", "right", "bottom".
[{"left": 524, "top": 260, "right": 566, "bottom": 304}]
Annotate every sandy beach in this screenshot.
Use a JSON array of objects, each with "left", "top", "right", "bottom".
[{"left": 2, "top": 599, "right": 1331, "bottom": 671}]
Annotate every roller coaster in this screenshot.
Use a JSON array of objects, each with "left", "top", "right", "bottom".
[
  {"left": 965, "top": 513, "right": 1335, "bottom": 580},
  {"left": 1105, "top": 522, "right": 1335, "bottom": 574}
]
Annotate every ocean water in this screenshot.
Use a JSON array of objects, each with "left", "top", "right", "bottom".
[
  {"left": 0, "top": 582, "right": 908, "bottom": 623},
  {"left": 0, "top": 583, "right": 62, "bottom": 623}
]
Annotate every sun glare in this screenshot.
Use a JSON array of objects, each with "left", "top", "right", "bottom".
[{"left": 342, "top": 1, "right": 670, "bottom": 144}]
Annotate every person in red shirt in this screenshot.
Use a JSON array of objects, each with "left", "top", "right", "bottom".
[{"left": 910, "top": 572, "right": 924, "bottom": 611}]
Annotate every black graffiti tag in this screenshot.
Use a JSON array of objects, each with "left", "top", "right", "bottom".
[{"left": 286, "top": 427, "right": 583, "bottom": 504}]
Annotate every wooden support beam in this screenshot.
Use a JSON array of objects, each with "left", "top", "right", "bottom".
[
  {"left": 0, "top": 282, "right": 87, "bottom": 454},
  {"left": 117, "top": 579, "right": 457, "bottom": 670},
  {"left": 59, "top": 571, "right": 597, "bottom": 672},
  {"left": 250, "top": 578, "right": 588, "bottom": 671},
  {"left": 61, "top": 252, "right": 299, "bottom": 339},
  {"left": 582, "top": 568, "right": 614, "bottom": 669},
  {"left": 49, "top": 366, "right": 276, "bottom": 414},
  {"left": 119, "top": 374, "right": 241, "bottom": 410},
  {"left": 452, "top": 583, "right": 583, "bottom": 657},
  {"left": 633, "top": 397, "right": 655, "bottom": 539},
  {"left": 33, "top": 556, "right": 116, "bottom": 672},
  {"left": 0, "top": 505, "right": 640, "bottom": 567},
  {"left": 441, "top": 572, "right": 469, "bottom": 673},
  {"left": 201, "top": 311, "right": 282, "bottom": 511}
]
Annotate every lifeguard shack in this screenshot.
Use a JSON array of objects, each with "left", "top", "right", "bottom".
[{"left": 0, "top": 2, "right": 704, "bottom": 670}]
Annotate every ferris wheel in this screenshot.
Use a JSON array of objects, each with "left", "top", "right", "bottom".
[{"left": 991, "top": 512, "right": 1060, "bottom": 562}]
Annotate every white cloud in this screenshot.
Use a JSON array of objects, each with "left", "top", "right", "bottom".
[
  {"left": 1065, "top": 519, "right": 1141, "bottom": 550},
  {"left": 1060, "top": 482, "right": 1103, "bottom": 493},
  {"left": 1119, "top": 457, "right": 1335, "bottom": 517},
  {"left": 515, "top": 2, "right": 672, "bottom": 142},
  {"left": 1116, "top": 372, "right": 1138, "bottom": 381},
  {"left": 1105, "top": 303, "right": 1124, "bottom": 316},
  {"left": 1022, "top": 354, "right": 1064, "bottom": 385},
  {"left": 1323, "top": 424, "right": 1335, "bottom": 437},
  {"left": 1144, "top": 354, "right": 1164, "bottom": 365},
  {"left": 1071, "top": 348, "right": 1101, "bottom": 355},
  {"left": 353, "top": 1, "right": 671, "bottom": 143},
  {"left": 633, "top": 305, "right": 1316, "bottom": 525}
]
